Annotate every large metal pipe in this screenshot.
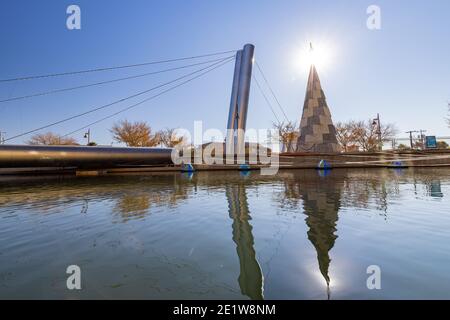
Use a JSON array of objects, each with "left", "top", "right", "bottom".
[
  {"left": 226, "top": 50, "right": 243, "bottom": 133},
  {"left": 226, "top": 50, "right": 243, "bottom": 153},
  {"left": 226, "top": 44, "right": 255, "bottom": 154},
  {"left": 236, "top": 44, "right": 255, "bottom": 154},
  {"left": 236, "top": 44, "right": 255, "bottom": 133},
  {"left": 0, "top": 145, "right": 174, "bottom": 169}
]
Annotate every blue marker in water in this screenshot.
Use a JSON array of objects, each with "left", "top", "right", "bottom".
[
  {"left": 239, "top": 164, "right": 251, "bottom": 171},
  {"left": 181, "top": 163, "right": 195, "bottom": 172},
  {"left": 316, "top": 159, "right": 332, "bottom": 170}
]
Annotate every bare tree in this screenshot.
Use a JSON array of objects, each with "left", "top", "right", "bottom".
[
  {"left": 352, "top": 120, "right": 397, "bottom": 152},
  {"left": 335, "top": 120, "right": 397, "bottom": 152},
  {"left": 351, "top": 120, "right": 377, "bottom": 152},
  {"left": 378, "top": 122, "right": 398, "bottom": 148},
  {"left": 273, "top": 121, "right": 298, "bottom": 152},
  {"left": 158, "top": 128, "right": 187, "bottom": 147},
  {"left": 27, "top": 132, "right": 79, "bottom": 145},
  {"left": 111, "top": 120, "right": 159, "bottom": 147},
  {"left": 336, "top": 121, "right": 357, "bottom": 152}
]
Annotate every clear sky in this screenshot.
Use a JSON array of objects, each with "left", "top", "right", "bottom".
[{"left": 0, "top": 0, "right": 449, "bottom": 145}]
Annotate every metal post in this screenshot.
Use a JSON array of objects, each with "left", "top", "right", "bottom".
[
  {"left": 236, "top": 44, "right": 255, "bottom": 133},
  {"left": 419, "top": 129, "right": 427, "bottom": 149},
  {"left": 226, "top": 44, "right": 255, "bottom": 158},
  {"left": 84, "top": 129, "right": 91, "bottom": 145},
  {"left": 226, "top": 50, "right": 243, "bottom": 151},
  {"left": 406, "top": 130, "right": 418, "bottom": 149},
  {"left": 236, "top": 44, "right": 255, "bottom": 156},
  {"left": 373, "top": 114, "right": 382, "bottom": 151},
  {"left": 409, "top": 131, "right": 413, "bottom": 149},
  {"left": 376, "top": 113, "right": 382, "bottom": 151}
]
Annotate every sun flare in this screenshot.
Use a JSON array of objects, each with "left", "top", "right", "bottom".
[{"left": 293, "top": 40, "right": 335, "bottom": 75}]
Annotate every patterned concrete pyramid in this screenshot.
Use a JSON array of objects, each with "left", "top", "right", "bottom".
[{"left": 297, "top": 65, "right": 341, "bottom": 153}]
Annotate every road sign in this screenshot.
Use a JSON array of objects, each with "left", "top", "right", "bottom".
[{"left": 425, "top": 136, "right": 437, "bottom": 149}]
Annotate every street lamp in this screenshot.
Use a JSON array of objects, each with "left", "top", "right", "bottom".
[
  {"left": 84, "top": 129, "right": 91, "bottom": 145},
  {"left": 372, "top": 113, "right": 382, "bottom": 151}
]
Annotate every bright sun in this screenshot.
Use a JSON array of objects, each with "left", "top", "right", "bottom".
[{"left": 293, "top": 41, "right": 335, "bottom": 75}]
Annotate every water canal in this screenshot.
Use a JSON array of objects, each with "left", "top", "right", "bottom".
[{"left": 1, "top": 168, "right": 449, "bottom": 299}]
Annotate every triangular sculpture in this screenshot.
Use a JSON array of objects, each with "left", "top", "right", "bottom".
[{"left": 296, "top": 65, "right": 341, "bottom": 152}]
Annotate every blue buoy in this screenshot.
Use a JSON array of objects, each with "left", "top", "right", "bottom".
[
  {"left": 389, "top": 160, "right": 408, "bottom": 168},
  {"left": 393, "top": 161, "right": 402, "bottom": 167},
  {"left": 317, "top": 169, "right": 331, "bottom": 177},
  {"left": 239, "top": 164, "right": 250, "bottom": 171},
  {"left": 183, "top": 171, "right": 194, "bottom": 180},
  {"left": 181, "top": 163, "right": 195, "bottom": 172},
  {"left": 240, "top": 170, "right": 251, "bottom": 178},
  {"left": 316, "top": 159, "right": 332, "bottom": 170}
]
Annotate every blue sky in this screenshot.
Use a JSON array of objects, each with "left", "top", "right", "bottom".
[{"left": 0, "top": 0, "right": 449, "bottom": 145}]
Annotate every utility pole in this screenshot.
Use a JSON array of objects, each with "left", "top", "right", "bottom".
[
  {"left": 391, "top": 138, "right": 397, "bottom": 150},
  {"left": 0, "top": 131, "right": 6, "bottom": 145},
  {"left": 406, "top": 130, "right": 419, "bottom": 149},
  {"left": 84, "top": 129, "right": 91, "bottom": 145},
  {"left": 418, "top": 129, "right": 427, "bottom": 149},
  {"left": 372, "top": 113, "right": 382, "bottom": 151}
]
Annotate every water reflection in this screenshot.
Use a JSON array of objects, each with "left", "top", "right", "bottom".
[
  {"left": 114, "top": 194, "right": 150, "bottom": 222},
  {"left": 0, "top": 168, "right": 449, "bottom": 299},
  {"left": 302, "top": 172, "right": 341, "bottom": 298},
  {"left": 226, "top": 182, "right": 264, "bottom": 300},
  {"left": 0, "top": 174, "right": 192, "bottom": 220},
  {"left": 427, "top": 180, "right": 443, "bottom": 198},
  {"left": 1, "top": 169, "right": 444, "bottom": 216},
  {"left": 283, "top": 170, "right": 341, "bottom": 298}
]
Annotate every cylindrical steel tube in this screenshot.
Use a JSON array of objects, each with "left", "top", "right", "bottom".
[
  {"left": 226, "top": 50, "right": 243, "bottom": 154},
  {"left": 0, "top": 145, "right": 174, "bottom": 168},
  {"left": 236, "top": 44, "right": 255, "bottom": 132},
  {"left": 236, "top": 44, "right": 255, "bottom": 154},
  {"left": 226, "top": 50, "right": 243, "bottom": 133}
]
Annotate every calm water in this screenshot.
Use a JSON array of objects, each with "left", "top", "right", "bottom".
[{"left": 0, "top": 168, "right": 449, "bottom": 299}]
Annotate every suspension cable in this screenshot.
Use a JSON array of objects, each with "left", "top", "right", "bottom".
[
  {"left": 0, "top": 49, "right": 237, "bottom": 83},
  {"left": 253, "top": 74, "right": 281, "bottom": 124},
  {"left": 62, "top": 58, "right": 234, "bottom": 137},
  {"left": 0, "top": 56, "right": 234, "bottom": 104},
  {"left": 4, "top": 56, "right": 234, "bottom": 142},
  {"left": 255, "top": 61, "right": 289, "bottom": 122}
]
